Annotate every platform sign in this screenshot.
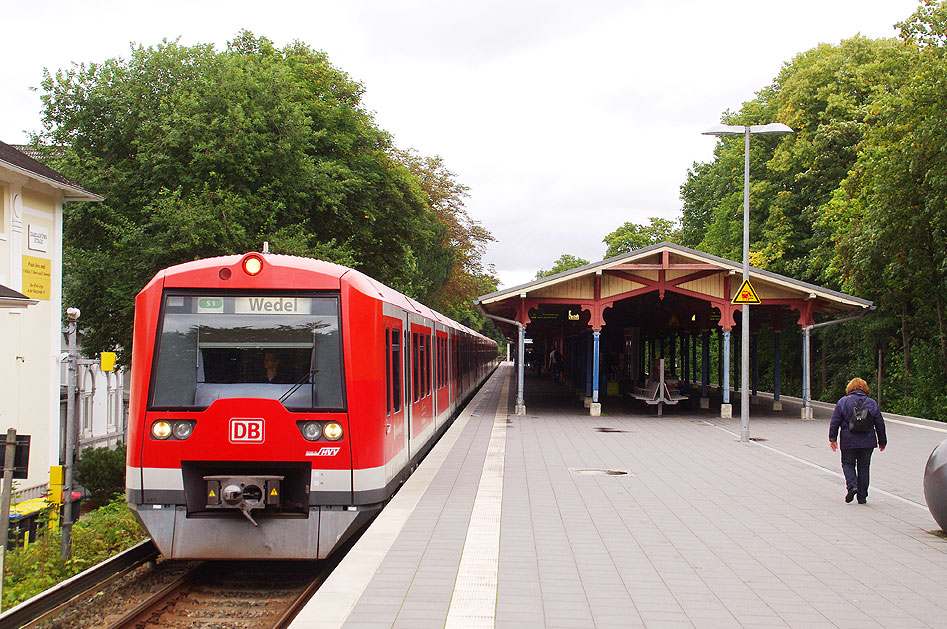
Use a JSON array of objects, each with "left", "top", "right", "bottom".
[
  {"left": 0, "top": 435, "right": 30, "bottom": 479},
  {"left": 732, "top": 279, "right": 761, "bottom": 305}
]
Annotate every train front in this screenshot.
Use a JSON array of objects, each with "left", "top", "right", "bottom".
[{"left": 126, "top": 253, "right": 370, "bottom": 559}]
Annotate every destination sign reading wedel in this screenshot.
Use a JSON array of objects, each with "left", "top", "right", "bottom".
[{"left": 235, "top": 297, "right": 311, "bottom": 314}]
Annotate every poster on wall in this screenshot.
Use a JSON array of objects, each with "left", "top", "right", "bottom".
[{"left": 22, "top": 255, "right": 51, "bottom": 300}]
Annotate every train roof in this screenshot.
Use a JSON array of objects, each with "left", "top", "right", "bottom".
[{"left": 148, "top": 253, "right": 492, "bottom": 342}]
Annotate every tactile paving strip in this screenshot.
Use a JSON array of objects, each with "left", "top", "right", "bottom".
[{"left": 444, "top": 373, "right": 510, "bottom": 628}]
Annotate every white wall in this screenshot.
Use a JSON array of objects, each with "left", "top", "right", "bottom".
[{"left": 0, "top": 173, "right": 64, "bottom": 489}]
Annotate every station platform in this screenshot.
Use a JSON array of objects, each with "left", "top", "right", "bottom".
[{"left": 292, "top": 363, "right": 947, "bottom": 628}]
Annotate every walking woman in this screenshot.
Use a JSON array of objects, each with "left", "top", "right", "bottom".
[{"left": 829, "top": 377, "right": 887, "bottom": 504}]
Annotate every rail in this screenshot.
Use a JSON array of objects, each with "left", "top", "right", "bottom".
[{"left": 0, "top": 540, "right": 159, "bottom": 628}]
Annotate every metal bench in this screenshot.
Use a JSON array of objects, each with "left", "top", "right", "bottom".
[{"left": 629, "top": 359, "right": 686, "bottom": 415}]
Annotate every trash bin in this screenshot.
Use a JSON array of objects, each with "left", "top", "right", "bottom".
[
  {"left": 7, "top": 497, "right": 50, "bottom": 550},
  {"left": 60, "top": 491, "right": 83, "bottom": 524}
]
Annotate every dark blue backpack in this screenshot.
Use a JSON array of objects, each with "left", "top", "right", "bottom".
[{"left": 848, "top": 396, "right": 872, "bottom": 433}]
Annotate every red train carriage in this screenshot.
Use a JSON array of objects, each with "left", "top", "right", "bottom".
[{"left": 126, "top": 252, "right": 497, "bottom": 559}]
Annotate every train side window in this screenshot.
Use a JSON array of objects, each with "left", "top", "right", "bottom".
[
  {"left": 419, "top": 333, "right": 425, "bottom": 399},
  {"left": 412, "top": 332, "right": 419, "bottom": 403},
  {"left": 392, "top": 329, "right": 402, "bottom": 413},
  {"left": 385, "top": 327, "right": 391, "bottom": 416},
  {"left": 425, "top": 334, "right": 431, "bottom": 397},
  {"left": 422, "top": 333, "right": 430, "bottom": 397}
]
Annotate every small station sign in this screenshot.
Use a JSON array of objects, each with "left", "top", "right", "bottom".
[{"left": 732, "top": 279, "right": 761, "bottom": 305}]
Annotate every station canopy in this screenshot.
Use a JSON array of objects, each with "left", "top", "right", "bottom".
[{"left": 477, "top": 242, "right": 871, "bottom": 337}]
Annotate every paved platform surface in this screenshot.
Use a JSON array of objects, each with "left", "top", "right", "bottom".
[{"left": 293, "top": 363, "right": 947, "bottom": 628}]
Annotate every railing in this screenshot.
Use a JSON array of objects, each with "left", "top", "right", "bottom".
[
  {"left": 12, "top": 484, "right": 49, "bottom": 502},
  {"left": 59, "top": 360, "right": 128, "bottom": 454}
]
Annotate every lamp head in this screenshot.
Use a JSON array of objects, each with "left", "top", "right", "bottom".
[{"left": 703, "top": 122, "right": 794, "bottom": 136}]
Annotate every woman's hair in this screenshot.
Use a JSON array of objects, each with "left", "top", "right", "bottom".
[{"left": 845, "top": 377, "right": 871, "bottom": 395}]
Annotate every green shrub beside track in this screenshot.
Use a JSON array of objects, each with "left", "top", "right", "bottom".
[{"left": 1, "top": 498, "right": 146, "bottom": 611}]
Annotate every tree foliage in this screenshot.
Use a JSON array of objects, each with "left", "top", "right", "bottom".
[
  {"left": 674, "top": 5, "right": 947, "bottom": 417},
  {"left": 602, "top": 217, "right": 680, "bottom": 258},
  {"left": 36, "top": 32, "right": 494, "bottom": 358},
  {"left": 535, "top": 254, "right": 590, "bottom": 279}
]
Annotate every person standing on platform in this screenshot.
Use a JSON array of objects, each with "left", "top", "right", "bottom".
[
  {"left": 829, "top": 377, "right": 887, "bottom": 504},
  {"left": 548, "top": 345, "right": 562, "bottom": 383}
]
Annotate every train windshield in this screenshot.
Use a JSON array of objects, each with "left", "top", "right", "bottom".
[{"left": 150, "top": 293, "right": 344, "bottom": 410}]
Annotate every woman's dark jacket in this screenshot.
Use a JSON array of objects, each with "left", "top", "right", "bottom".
[{"left": 829, "top": 390, "right": 887, "bottom": 449}]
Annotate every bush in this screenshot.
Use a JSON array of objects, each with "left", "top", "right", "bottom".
[
  {"left": 2, "top": 498, "right": 146, "bottom": 611},
  {"left": 75, "top": 444, "right": 126, "bottom": 507}
]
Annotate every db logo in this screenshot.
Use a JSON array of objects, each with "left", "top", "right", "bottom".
[{"left": 230, "top": 418, "right": 264, "bottom": 444}]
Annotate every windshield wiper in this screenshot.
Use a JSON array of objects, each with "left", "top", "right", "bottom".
[{"left": 278, "top": 369, "right": 317, "bottom": 403}]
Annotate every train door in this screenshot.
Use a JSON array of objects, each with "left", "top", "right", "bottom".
[
  {"left": 409, "top": 321, "right": 434, "bottom": 453},
  {"left": 384, "top": 317, "right": 406, "bottom": 484},
  {"left": 403, "top": 327, "right": 411, "bottom": 461},
  {"left": 436, "top": 329, "right": 450, "bottom": 419}
]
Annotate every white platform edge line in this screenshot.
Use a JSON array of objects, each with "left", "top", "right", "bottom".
[
  {"left": 444, "top": 370, "right": 510, "bottom": 628},
  {"left": 707, "top": 421, "right": 929, "bottom": 511},
  {"left": 290, "top": 364, "right": 510, "bottom": 629}
]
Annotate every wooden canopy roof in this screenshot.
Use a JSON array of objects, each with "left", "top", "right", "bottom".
[{"left": 477, "top": 242, "right": 871, "bottom": 336}]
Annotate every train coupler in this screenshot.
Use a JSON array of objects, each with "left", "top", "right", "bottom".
[{"left": 204, "top": 475, "right": 283, "bottom": 526}]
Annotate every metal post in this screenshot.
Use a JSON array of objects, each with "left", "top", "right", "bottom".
[
  {"left": 802, "top": 326, "right": 811, "bottom": 420},
  {"left": 0, "top": 428, "right": 18, "bottom": 606},
  {"left": 517, "top": 325, "right": 525, "bottom": 414},
  {"left": 751, "top": 332, "right": 759, "bottom": 396},
  {"left": 722, "top": 330, "right": 731, "bottom": 412},
  {"left": 682, "top": 334, "right": 688, "bottom": 386},
  {"left": 701, "top": 330, "right": 710, "bottom": 401},
  {"left": 877, "top": 348, "right": 882, "bottom": 408},
  {"left": 584, "top": 332, "right": 593, "bottom": 401},
  {"left": 692, "top": 333, "right": 698, "bottom": 383},
  {"left": 773, "top": 330, "right": 782, "bottom": 410},
  {"left": 741, "top": 128, "right": 751, "bottom": 442},
  {"left": 592, "top": 331, "right": 601, "bottom": 403},
  {"left": 705, "top": 123, "right": 794, "bottom": 433},
  {"left": 62, "top": 310, "right": 79, "bottom": 558}
]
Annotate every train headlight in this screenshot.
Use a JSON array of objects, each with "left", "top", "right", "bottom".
[
  {"left": 172, "top": 421, "right": 194, "bottom": 440},
  {"left": 301, "top": 421, "right": 321, "bottom": 441},
  {"left": 323, "top": 422, "right": 343, "bottom": 441},
  {"left": 243, "top": 255, "right": 263, "bottom": 276},
  {"left": 151, "top": 421, "right": 172, "bottom": 439}
]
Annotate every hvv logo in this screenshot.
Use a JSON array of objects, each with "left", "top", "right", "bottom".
[{"left": 230, "top": 418, "right": 265, "bottom": 444}]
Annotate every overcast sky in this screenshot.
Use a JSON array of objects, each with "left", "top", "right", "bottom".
[{"left": 2, "top": 0, "right": 922, "bottom": 288}]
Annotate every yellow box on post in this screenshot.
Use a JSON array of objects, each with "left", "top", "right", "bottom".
[
  {"left": 100, "top": 352, "right": 117, "bottom": 372},
  {"left": 49, "top": 465, "right": 63, "bottom": 530}
]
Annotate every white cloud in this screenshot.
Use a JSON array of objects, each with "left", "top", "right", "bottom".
[{"left": 1, "top": 0, "right": 917, "bottom": 291}]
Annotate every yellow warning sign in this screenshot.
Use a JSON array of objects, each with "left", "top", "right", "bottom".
[
  {"left": 270, "top": 488, "right": 278, "bottom": 496},
  {"left": 732, "top": 279, "right": 761, "bottom": 305},
  {"left": 208, "top": 490, "right": 216, "bottom": 498}
]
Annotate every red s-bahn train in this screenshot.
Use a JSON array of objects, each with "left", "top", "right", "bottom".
[{"left": 126, "top": 252, "right": 498, "bottom": 559}]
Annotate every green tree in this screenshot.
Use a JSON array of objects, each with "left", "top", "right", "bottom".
[
  {"left": 820, "top": 2, "right": 947, "bottom": 405},
  {"left": 36, "top": 33, "right": 458, "bottom": 361},
  {"left": 535, "top": 254, "right": 590, "bottom": 279},
  {"left": 602, "top": 217, "right": 680, "bottom": 258},
  {"left": 681, "top": 35, "right": 913, "bottom": 283},
  {"left": 678, "top": 7, "right": 947, "bottom": 417}
]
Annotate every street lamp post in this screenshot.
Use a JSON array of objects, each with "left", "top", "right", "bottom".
[{"left": 703, "top": 123, "right": 793, "bottom": 442}]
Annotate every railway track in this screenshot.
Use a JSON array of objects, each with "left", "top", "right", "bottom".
[
  {"left": 1, "top": 518, "right": 367, "bottom": 628},
  {"left": 108, "top": 560, "right": 323, "bottom": 628}
]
